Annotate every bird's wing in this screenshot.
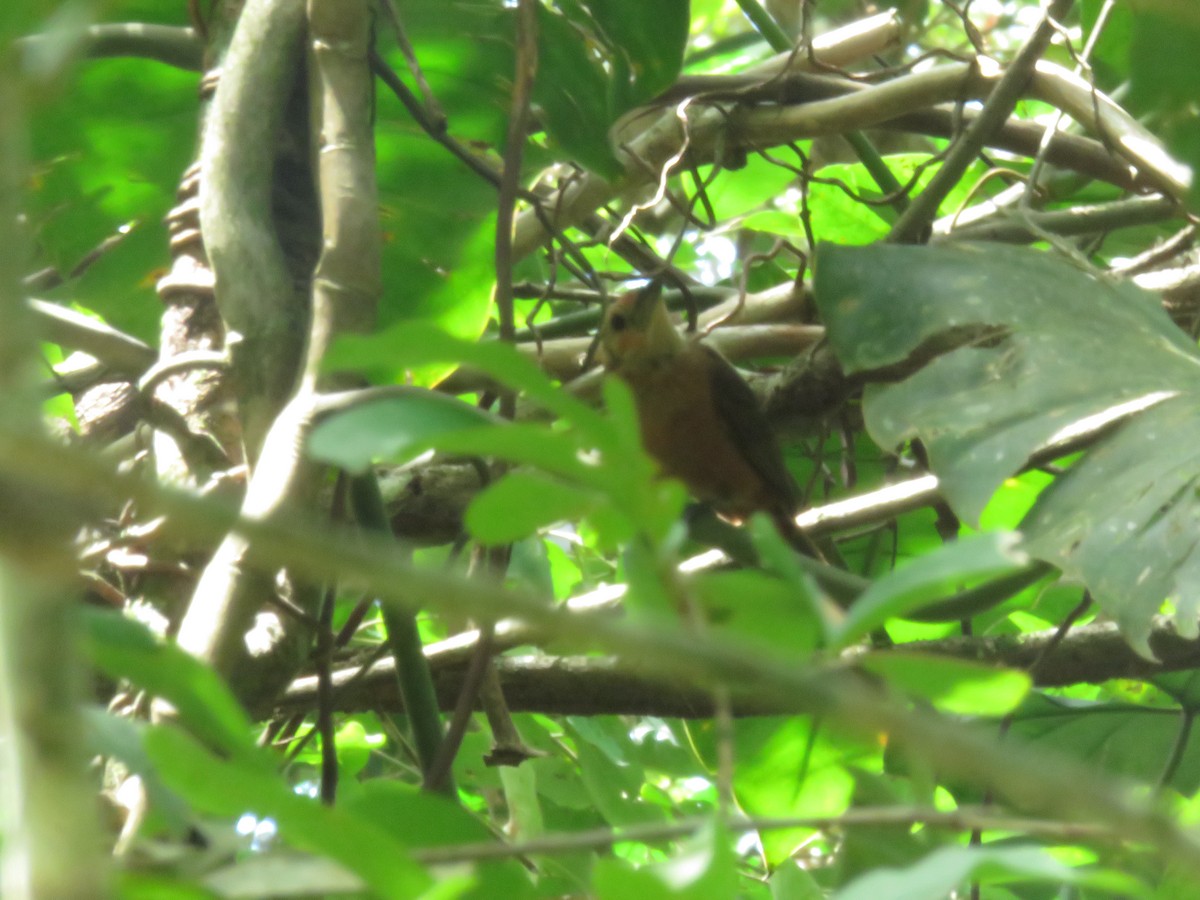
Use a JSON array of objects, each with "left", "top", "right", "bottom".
[{"left": 700, "top": 344, "right": 798, "bottom": 513}]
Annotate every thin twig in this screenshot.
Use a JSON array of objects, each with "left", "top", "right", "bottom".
[
  {"left": 423, "top": 621, "right": 495, "bottom": 793},
  {"left": 889, "top": 0, "right": 1076, "bottom": 242},
  {"left": 315, "top": 583, "right": 338, "bottom": 804},
  {"left": 410, "top": 805, "right": 1117, "bottom": 865}
]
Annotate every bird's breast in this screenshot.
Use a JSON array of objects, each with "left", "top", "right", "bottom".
[{"left": 618, "top": 348, "right": 778, "bottom": 517}]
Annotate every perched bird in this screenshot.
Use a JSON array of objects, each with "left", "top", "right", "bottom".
[{"left": 597, "top": 286, "right": 804, "bottom": 538}]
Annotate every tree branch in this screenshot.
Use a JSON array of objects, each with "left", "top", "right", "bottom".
[
  {"left": 514, "top": 49, "right": 1184, "bottom": 261},
  {"left": 889, "top": 0, "right": 1076, "bottom": 242},
  {"left": 17, "top": 23, "right": 203, "bottom": 72},
  {"left": 279, "top": 615, "right": 1200, "bottom": 719}
]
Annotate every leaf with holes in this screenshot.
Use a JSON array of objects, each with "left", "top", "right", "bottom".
[{"left": 814, "top": 241, "right": 1200, "bottom": 655}]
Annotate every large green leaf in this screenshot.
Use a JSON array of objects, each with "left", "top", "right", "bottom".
[
  {"left": 691, "top": 569, "right": 826, "bottom": 656},
  {"left": 1010, "top": 693, "right": 1200, "bottom": 796},
  {"left": 537, "top": 1, "right": 689, "bottom": 177},
  {"left": 535, "top": 7, "right": 618, "bottom": 178},
  {"left": 1129, "top": 9, "right": 1200, "bottom": 113},
  {"left": 84, "top": 708, "right": 191, "bottom": 834},
  {"left": 651, "top": 820, "right": 739, "bottom": 899},
  {"left": 578, "top": 0, "right": 689, "bottom": 107},
  {"left": 341, "top": 780, "right": 496, "bottom": 847},
  {"left": 814, "top": 242, "right": 1200, "bottom": 653}
]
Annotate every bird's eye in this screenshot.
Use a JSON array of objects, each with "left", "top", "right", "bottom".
[{"left": 609, "top": 312, "right": 627, "bottom": 332}]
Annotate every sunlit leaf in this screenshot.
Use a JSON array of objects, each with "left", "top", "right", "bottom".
[
  {"left": 719, "top": 717, "right": 871, "bottom": 867},
  {"left": 467, "top": 470, "right": 599, "bottom": 544},
  {"left": 859, "top": 653, "right": 1031, "bottom": 716}
]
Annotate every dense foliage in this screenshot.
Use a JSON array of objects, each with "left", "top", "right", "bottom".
[{"left": 4, "top": 0, "right": 1200, "bottom": 897}]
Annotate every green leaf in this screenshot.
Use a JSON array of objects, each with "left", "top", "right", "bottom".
[
  {"left": 620, "top": 537, "right": 682, "bottom": 618},
  {"left": 1010, "top": 693, "right": 1200, "bottom": 795},
  {"left": 1129, "top": 11, "right": 1200, "bottom": 113},
  {"left": 748, "top": 513, "right": 836, "bottom": 642},
  {"left": 593, "top": 821, "right": 737, "bottom": 900},
  {"left": 84, "top": 708, "right": 191, "bottom": 834},
  {"left": 691, "top": 569, "right": 824, "bottom": 656},
  {"left": 1020, "top": 398, "right": 1200, "bottom": 653},
  {"left": 307, "top": 391, "right": 499, "bottom": 472},
  {"left": 858, "top": 653, "right": 1031, "bottom": 716},
  {"left": 700, "top": 155, "right": 800, "bottom": 225},
  {"left": 500, "top": 761, "right": 546, "bottom": 852},
  {"left": 201, "top": 855, "right": 366, "bottom": 899},
  {"left": 1081, "top": 0, "right": 1134, "bottom": 81},
  {"left": 534, "top": 0, "right": 688, "bottom": 177},
  {"left": 833, "top": 533, "right": 1028, "bottom": 647},
  {"left": 815, "top": 241, "right": 1200, "bottom": 653},
  {"left": 333, "top": 719, "right": 385, "bottom": 779},
  {"left": 437, "top": 424, "right": 595, "bottom": 485},
  {"left": 769, "top": 861, "right": 825, "bottom": 900},
  {"left": 116, "top": 872, "right": 217, "bottom": 900},
  {"left": 582, "top": 0, "right": 689, "bottom": 104},
  {"left": 324, "top": 322, "right": 610, "bottom": 442},
  {"left": 573, "top": 727, "right": 667, "bottom": 827},
  {"left": 341, "top": 781, "right": 495, "bottom": 847},
  {"left": 81, "top": 609, "right": 256, "bottom": 758},
  {"left": 805, "top": 156, "right": 990, "bottom": 246},
  {"left": 814, "top": 242, "right": 1196, "bottom": 520},
  {"left": 834, "top": 843, "right": 1144, "bottom": 900},
  {"left": 144, "top": 727, "right": 431, "bottom": 899},
  {"left": 509, "top": 536, "right": 557, "bottom": 597},
  {"left": 806, "top": 164, "right": 895, "bottom": 245},
  {"left": 30, "top": 58, "right": 196, "bottom": 340},
  {"left": 466, "top": 470, "right": 598, "bottom": 544},
  {"left": 543, "top": 537, "right": 584, "bottom": 600},
  {"left": 652, "top": 820, "right": 739, "bottom": 899},
  {"left": 1151, "top": 670, "right": 1200, "bottom": 710},
  {"left": 721, "top": 717, "right": 869, "bottom": 867},
  {"left": 834, "top": 774, "right": 937, "bottom": 883},
  {"left": 373, "top": 0, "right": 519, "bottom": 341},
  {"left": 385, "top": 211, "right": 498, "bottom": 350},
  {"left": 288, "top": 717, "right": 385, "bottom": 779},
  {"left": 1127, "top": 10, "right": 1200, "bottom": 210},
  {"left": 535, "top": 7, "right": 620, "bottom": 178},
  {"left": 594, "top": 860, "right": 675, "bottom": 900}
]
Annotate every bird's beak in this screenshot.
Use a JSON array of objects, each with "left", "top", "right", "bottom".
[{"left": 628, "top": 284, "right": 663, "bottom": 326}]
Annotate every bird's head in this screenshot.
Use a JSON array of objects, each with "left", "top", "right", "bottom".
[{"left": 597, "top": 285, "right": 685, "bottom": 373}]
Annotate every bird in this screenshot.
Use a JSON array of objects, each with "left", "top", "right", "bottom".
[{"left": 597, "top": 285, "right": 810, "bottom": 550}]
